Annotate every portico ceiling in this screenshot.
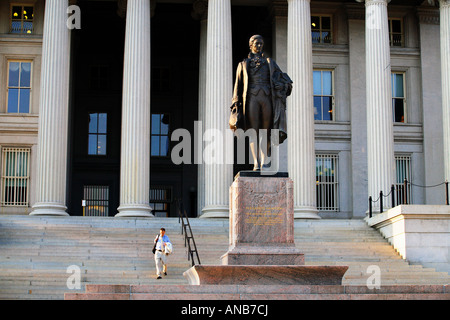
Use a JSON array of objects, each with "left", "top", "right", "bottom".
[{"left": 104, "top": 0, "right": 427, "bottom": 7}]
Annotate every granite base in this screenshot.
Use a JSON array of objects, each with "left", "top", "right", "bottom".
[
  {"left": 183, "top": 265, "right": 349, "bottom": 286},
  {"left": 221, "top": 246, "right": 304, "bottom": 265}
]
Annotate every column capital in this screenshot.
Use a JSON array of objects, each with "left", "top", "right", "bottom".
[{"left": 440, "top": 0, "right": 450, "bottom": 8}]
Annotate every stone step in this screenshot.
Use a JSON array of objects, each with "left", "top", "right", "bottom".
[
  {"left": 64, "top": 284, "right": 450, "bottom": 300},
  {"left": 1, "top": 215, "right": 449, "bottom": 301}
]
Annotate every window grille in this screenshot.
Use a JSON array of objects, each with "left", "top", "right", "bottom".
[
  {"left": 316, "top": 154, "right": 339, "bottom": 211},
  {"left": 150, "top": 185, "right": 172, "bottom": 217},
  {"left": 395, "top": 155, "right": 412, "bottom": 204},
  {"left": 1, "top": 147, "right": 30, "bottom": 206},
  {"left": 83, "top": 185, "right": 109, "bottom": 216}
]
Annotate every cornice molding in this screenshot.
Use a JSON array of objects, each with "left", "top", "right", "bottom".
[
  {"left": 417, "top": 7, "right": 440, "bottom": 24},
  {"left": 346, "top": 3, "right": 365, "bottom": 20},
  {"left": 191, "top": 0, "right": 208, "bottom": 21},
  {"left": 270, "top": 0, "right": 288, "bottom": 18}
]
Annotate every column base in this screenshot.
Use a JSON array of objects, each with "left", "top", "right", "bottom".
[
  {"left": 200, "top": 205, "right": 229, "bottom": 218},
  {"left": 115, "top": 204, "right": 154, "bottom": 218},
  {"left": 294, "top": 206, "right": 321, "bottom": 219},
  {"left": 30, "top": 203, "right": 69, "bottom": 216}
]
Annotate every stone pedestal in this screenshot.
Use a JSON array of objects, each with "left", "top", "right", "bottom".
[
  {"left": 184, "top": 172, "right": 348, "bottom": 285},
  {"left": 221, "top": 172, "right": 304, "bottom": 265}
]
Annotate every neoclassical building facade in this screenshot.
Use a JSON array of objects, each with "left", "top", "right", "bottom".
[{"left": 0, "top": 0, "right": 448, "bottom": 219}]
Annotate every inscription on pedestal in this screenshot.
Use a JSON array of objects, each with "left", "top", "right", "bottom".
[{"left": 244, "top": 206, "right": 284, "bottom": 226}]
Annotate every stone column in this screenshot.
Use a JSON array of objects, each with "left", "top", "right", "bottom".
[
  {"left": 287, "top": 0, "right": 320, "bottom": 219},
  {"left": 271, "top": 1, "right": 289, "bottom": 173},
  {"left": 347, "top": 4, "right": 368, "bottom": 217},
  {"left": 192, "top": 0, "right": 208, "bottom": 216},
  {"left": 417, "top": 4, "right": 445, "bottom": 204},
  {"left": 116, "top": 0, "right": 152, "bottom": 217},
  {"left": 440, "top": 0, "right": 450, "bottom": 183},
  {"left": 201, "top": 0, "right": 233, "bottom": 218},
  {"left": 30, "top": 0, "right": 70, "bottom": 216},
  {"left": 358, "top": 0, "right": 395, "bottom": 212}
]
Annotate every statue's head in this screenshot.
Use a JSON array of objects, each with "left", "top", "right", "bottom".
[{"left": 249, "top": 35, "right": 264, "bottom": 55}]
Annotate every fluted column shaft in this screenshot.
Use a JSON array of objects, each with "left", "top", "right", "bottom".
[
  {"left": 364, "top": 0, "right": 395, "bottom": 211},
  {"left": 116, "top": 0, "right": 152, "bottom": 217},
  {"left": 440, "top": 0, "right": 450, "bottom": 182},
  {"left": 197, "top": 17, "right": 207, "bottom": 215},
  {"left": 193, "top": 0, "right": 208, "bottom": 216},
  {"left": 287, "top": 0, "right": 319, "bottom": 218},
  {"left": 201, "top": 0, "right": 233, "bottom": 218},
  {"left": 31, "top": 0, "right": 70, "bottom": 216}
]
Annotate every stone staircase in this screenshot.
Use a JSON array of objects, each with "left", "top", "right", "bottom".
[
  {"left": 0, "top": 215, "right": 449, "bottom": 300},
  {"left": 0, "top": 215, "right": 192, "bottom": 299}
]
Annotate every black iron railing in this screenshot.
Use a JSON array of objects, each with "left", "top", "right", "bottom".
[
  {"left": 368, "top": 179, "right": 449, "bottom": 218},
  {"left": 176, "top": 199, "right": 201, "bottom": 266}
]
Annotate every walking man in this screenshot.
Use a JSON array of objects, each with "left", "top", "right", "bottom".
[{"left": 153, "top": 227, "right": 171, "bottom": 279}]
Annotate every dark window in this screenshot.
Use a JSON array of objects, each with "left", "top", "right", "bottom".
[
  {"left": 392, "top": 73, "right": 405, "bottom": 123},
  {"left": 311, "top": 16, "right": 332, "bottom": 44},
  {"left": 89, "top": 65, "right": 110, "bottom": 91},
  {"left": 88, "top": 113, "right": 107, "bottom": 155},
  {"left": 151, "top": 113, "right": 170, "bottom": 157},
  {"left": 151, "top": 67, "right": 170, "bottom": 94},
  {"left": 313, "top": 70, "right": 334, "bottom": 121},
  {"left": 389, "top": 18, "right": 404, "bottom": 47},
  {"left": 10, "top": 5, "right": 34, "bottom": 34}
]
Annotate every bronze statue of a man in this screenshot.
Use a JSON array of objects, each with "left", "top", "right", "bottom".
[{"left": 231, "top": 35, "right": 292, "bottom": 171}]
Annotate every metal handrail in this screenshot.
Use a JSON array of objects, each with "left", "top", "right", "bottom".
[
  {"left": 176, "top": 199, "right": 201, "bottom": 266},
  {"left": 368, "top": 179, "right": 449, "bottom": 218}
]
